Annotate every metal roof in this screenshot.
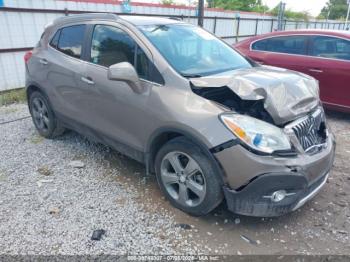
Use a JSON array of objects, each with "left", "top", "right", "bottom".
[
  {"left": 120, "top": 15, "right": 183, "bottom": 26},
  {"left": 53, "top": 13, "right": 119, "bottom": 25},
  {"left": 52, "top": 13, "right": 182, "bottom": 26}
]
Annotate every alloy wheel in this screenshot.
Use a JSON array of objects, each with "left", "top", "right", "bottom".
[
  {"left": 160, "top": 151, "right": 206, "bottom": 207},
  {"left": 31, "top": 97, "right": 50, "bottom": 132}
]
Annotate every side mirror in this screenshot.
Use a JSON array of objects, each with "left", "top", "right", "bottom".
[{"left": 107, "top": 62, "right": 143, "bottom": 93}]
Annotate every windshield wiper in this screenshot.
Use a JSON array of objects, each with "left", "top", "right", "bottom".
[
  {"left": 181, "top": 73, "right": 203, "bottom": 78},
  {"left": 151, "top": 25, "right": 169, "bottom": 33}
]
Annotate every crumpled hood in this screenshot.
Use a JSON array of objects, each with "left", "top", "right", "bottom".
[{"left": 190, "top": 66, "right": 320, "bottom": 125}]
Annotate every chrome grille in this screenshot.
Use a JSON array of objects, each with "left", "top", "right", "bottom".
[{"left": 287, "top": 109, "right": 327, "bottom": 154}]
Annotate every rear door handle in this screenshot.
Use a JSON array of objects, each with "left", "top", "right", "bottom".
[
  {"left": 39, "top": 59, "right": 48, "bottom": 65},
  {"left": 309, "top": 68, "right": 323, "bottom": 73},
  {"left": 81, "top": 76, "right": 95, "bottom": 85}
]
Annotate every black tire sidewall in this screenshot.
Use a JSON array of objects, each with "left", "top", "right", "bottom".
[
  {"left": 155, "top": 137, "right": 223, "bottom": 216},
  {"left": 29, "top": 91, "right": 57, "bottom": 138}
]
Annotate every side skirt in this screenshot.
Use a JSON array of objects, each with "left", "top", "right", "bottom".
[{"left": 56, "top": 112, "right": 145, "bottom": 164}]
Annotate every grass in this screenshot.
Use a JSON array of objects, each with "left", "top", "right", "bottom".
[
  {"left": 37, "top": 166, "right": 52, "bottom": 176},
  {"left": 29, "top": 133, "right": 44, "bottom": 144},
  {"left": 0, "top": 88, "right": 26, "bottom": 106}
]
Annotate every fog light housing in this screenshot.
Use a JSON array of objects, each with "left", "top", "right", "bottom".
[
  {"left": 263, "top": 190, "right": 289, "bottom": 202},
  {"left": 271, "top": 190, "right": 287, "bottom": 202}
]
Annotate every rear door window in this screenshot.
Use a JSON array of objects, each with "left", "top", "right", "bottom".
[
  {"left": 310, "top": 36, "right": 350, "bottom": 61},
  {"left": 252, "top": 35, "right": 308, "bottom": 55},
  {"left": 56, "top": 25, "right": 86, "bottom": 59}
]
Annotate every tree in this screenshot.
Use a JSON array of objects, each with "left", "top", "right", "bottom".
[
  {"left": 161, "top": 0, "right": 174, "bottom": 5},
  {"left": 319, "top": 0, "right": 348, "bottom": 20},
  {"left": 210, "top": 0, "right": 269, "bottom": 13},
  {"left": 270, "top": 4, "right": 311, "bottom": 21}
]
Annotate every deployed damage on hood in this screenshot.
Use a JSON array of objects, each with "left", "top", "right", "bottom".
[
  {"left": 190, "top": 66, "right": 320, "bottom": 125},
  {"left": 191, "top": 85, "right": 275, "bottom": 124}
]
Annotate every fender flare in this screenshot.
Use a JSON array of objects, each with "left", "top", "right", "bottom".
[{"left": 145, "top": 126, "right": 228, "bottom": 184}]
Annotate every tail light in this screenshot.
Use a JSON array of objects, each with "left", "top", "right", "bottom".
[{"left": 24, "top": 51, "right": 33, "bottom": 63}]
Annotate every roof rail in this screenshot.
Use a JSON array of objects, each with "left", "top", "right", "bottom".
[{"left": 53, "top": 13, "right": 119, "bottom": 25}]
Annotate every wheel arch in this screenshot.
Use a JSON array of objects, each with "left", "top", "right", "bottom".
[
  {"left": 26, "top": 83, "right": 58, "bottom": 116},
  {"left": 26, "top": 83, "right": 49, "bottom": 104},
  {"left": 145, "top": 127, "right": 227, "bottom": 184}
]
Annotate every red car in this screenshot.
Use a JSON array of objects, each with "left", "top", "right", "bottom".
[{"left": 234, "top": 30, "right": 350, "bottom": 112}]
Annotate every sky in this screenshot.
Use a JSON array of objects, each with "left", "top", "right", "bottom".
[
  {"left": 138, "top": 0, "right": 330, "bottom": 17},
  {"left": 263, "top": 0, "right": 328, "bottom": 16}
]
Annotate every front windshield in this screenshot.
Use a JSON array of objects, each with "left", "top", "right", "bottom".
[{"left": 138, "top": 24, "right": 252, "bottom": 77}]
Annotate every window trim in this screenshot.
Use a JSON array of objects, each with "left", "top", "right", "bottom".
[
  {"left": 86, "top": 23, "right": 164, "bottom": 86},
  {"left": 250, "top": 34, "right": 350, "bottom": 63}
]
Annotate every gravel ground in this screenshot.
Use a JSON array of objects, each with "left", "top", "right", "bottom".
[
  {"left": 0, "top": 103, "right": 199, "bottom": 255},
  {"left": 0, "top": 103, "right": 349, "bottom": 255}
]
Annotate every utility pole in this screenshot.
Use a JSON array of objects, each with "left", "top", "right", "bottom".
[
  {"left": 198, "top": 0, "right": 204, "bottom": 27},
  {"left": 325, "top": 9, "right": 330, "bottom": 28},
  {"left": 326, "top": 10, "right": 330, "bottom": 23},
  {"left": 277, "top": 1, "right": 286, "bottom": 31},
  {"left": 345, "top": 0, "right": 350, "bottom": 30},
  {"left": 261, "top": 0, "right": 267, "bottom": 34}
]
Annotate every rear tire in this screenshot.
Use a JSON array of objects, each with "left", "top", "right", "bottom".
[
  {"left": 29, "top": 91, "right": 65, "bottom": 138},
  {"left": 155, "top": 137, "right": 223, "bottom": 216}
]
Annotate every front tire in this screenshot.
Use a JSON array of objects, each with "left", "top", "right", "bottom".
[
  {"left": 155, "top": 137, "right": 223, "bottom": 216},
  {"left": 29, "top": 91, "right": 65, "bottom": 138}
]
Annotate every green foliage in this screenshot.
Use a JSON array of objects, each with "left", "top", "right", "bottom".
[
  {"left": 210, "top": 0, "right": 269, "bottom": 13},
  {"left": 270, "top": 5, "right": 311, "bottom": 21},
  {"left": 0, "top": 88, "right": 26, "bottom": 106},
  {"left": 319, "top": 0, "right": 349, "bottom": 20},
  {"left": 161, "top": 0, "right": 174, "bottom": 5}
]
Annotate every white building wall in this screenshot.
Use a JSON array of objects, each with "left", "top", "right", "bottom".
[{"left": 0, "top": 0, "right": 345, "bottom": 91}]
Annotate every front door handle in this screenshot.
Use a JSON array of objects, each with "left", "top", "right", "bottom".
[
  {"left": 309, "top": 68, "right": 323, "bottom": 73},
  {"left": 39, "top": 59, "right": 48, "bottom": 65},
  {"left": 81, "top": 76, "right": 95, "bottom": 85}
]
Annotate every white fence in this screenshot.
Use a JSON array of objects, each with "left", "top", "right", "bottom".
[{"left": 0, "top": 0, "right": 347, "bottom": 91}]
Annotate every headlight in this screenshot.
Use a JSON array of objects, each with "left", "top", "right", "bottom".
[{"left": 220, "top": 114, "right": 291, "bottom": 154}]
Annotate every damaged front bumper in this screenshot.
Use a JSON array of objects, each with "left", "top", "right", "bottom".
[
  {"left": 215, "top": 133, "right": 335, "bottom": 217},
  {"left": 222, "top": 172, "right": 329, "bottom": 217}
]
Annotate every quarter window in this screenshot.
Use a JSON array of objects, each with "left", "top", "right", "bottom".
[
  {"left": 57, "top": 25, "right": 86, "bottom": 58},
  {"left": 310, "top": 36, "right": 350, "bottom": 61},
  {"left": 252, "top": 36, "right": 307, "bottom": 55},
  {"left": 90, "top": 25, "right": 164, "bottom": 84},
  {"left": 50, "top": 30, "right": 61, "bottom": 49}
]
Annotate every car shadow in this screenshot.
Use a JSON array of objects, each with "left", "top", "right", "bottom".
[{"left": 325, "top": 109, "right": 350, "bottom": 123}]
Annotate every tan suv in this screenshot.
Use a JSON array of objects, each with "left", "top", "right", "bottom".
[{"left": 25, "top": 13, "right": 335, "bottom": 217}]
